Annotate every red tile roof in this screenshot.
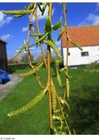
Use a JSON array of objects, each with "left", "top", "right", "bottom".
[{"left": 61, "top": 25, "right": 99, "bottom": 48}]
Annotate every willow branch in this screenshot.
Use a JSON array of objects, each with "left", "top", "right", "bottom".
[{"left": 34, "top": 5, "right": 47, "bottom": 68}]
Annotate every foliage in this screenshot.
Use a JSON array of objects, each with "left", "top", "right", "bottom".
[
  {"left": 21, "top": 53, "right": 34, "bottom": 62},
  {"left": 67, "top": 66, "right": 99, "bottom": 134},
  {"left": 3, "top": 2, "right": 82, "bottom": 134}
]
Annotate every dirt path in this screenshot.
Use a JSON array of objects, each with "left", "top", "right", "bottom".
[{"left": 0, "top": 74, "right": 23, "bottom": 102}]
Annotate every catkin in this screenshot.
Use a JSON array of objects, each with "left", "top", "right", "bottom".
[
  {"left": 18, "top": 62, "right": 44, "bottom": 77},
  {"left": 7, "top": 86, "right": 48, "bottom": 117}
]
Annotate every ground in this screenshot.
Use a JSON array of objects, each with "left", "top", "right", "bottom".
[{"left": 0, "top": 74, "right": 23, "bottom": 102}]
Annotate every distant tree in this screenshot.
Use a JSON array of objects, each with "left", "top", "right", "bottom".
[{"left": 21, "top": 53, "right": 34, "bottom": 62}]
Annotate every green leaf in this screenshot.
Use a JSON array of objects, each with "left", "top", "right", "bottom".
[
  {"left": 59, "top": 97, "right": 70, "bottom": 110},
  {"left": 52, "top": 125, "right": 57, "bottom": 133},
  {"left": 54, "top": 109, "right": 60, "bottom": 113},
  {"left": 64, "top": 71, "right": 72, "bottom": 78},
  {"left": 59, "top": 66, "right": 66, "bottom": 73},
  {"left": 28, "top": 32, "right": 49, "bottom": 48},
  {"left": 41, "top": 3, "right": 47, "bottom": 15},
  {"left": 13, "top": 42, "right": 28, "bottom": 59},
  {"left": 53, "top": 115, "right": 65, "bottom": 121},
  {"left": 30, "top": 34, "right": 44, "bottom": 37},
  {"left": 56, "top": 67, "right": 66, "bottom": 88},
  {"left": 45, "top": 17, "right": 52, "bottom": 32},
  {"left": 52, "top": 21, "right": 62, "bottom": 30},
  {"left": 57, "top": 26, "right": 65, "bottom": 41},
  {"left": 60, "top": 131, "right": 66, "bottom": 135},
  {"left": 68, "top": 36, "right": 83, "bottom": 51},
  {"left": 73, "top": 129, "right": 76, "bottom": 134},
  {"left": 38, "top": 3, "right": 43, "bottom": 12},
  {"left": 43, "top": 40, "right": 62, "bottom": 58},
  {"left": 27, "top": 3, "right": 34, "bottom": 10},
  {"left": 55, "top": 59, "right": 63, "bottom": 63},
  {"left": 66, "top": 79, "right": 70, "bottom": 98}
]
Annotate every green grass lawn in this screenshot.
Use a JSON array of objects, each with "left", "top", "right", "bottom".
[{"left": 0, "top": 66, "right": 99, "bottom": 134}]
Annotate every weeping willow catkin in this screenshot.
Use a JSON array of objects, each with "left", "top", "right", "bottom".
[
  {"left": 51, "top": 82, "right": 57, "bottom": 112},
  {"left": 18, "top": 62, "right": 44, "bottom": 77},
  {"left": 7, "top": 86, "right": 48, "bottom": 117}
]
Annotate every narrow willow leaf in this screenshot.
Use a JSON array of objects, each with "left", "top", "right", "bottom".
[
  {"left": 41, "top": 3, "right": 47, "bottom": 15},
  {"left": 55, "top": 59, "right": 63, "bottom": 63},
  {"left": 73, "top": 129, "right": 76, "bottom": 134},
  {"left": 3, "top": 9, "right": 33, "bottom": 16},
  {"left": 18, "top": 62, "right": 44, "bottom": 77},
  {"left": 28, "top": 32, "right": 49, "bottom": 48},
  {"left": 53, "top": 115, "right": 65, "bottom": 121},
  {"left": 59, "top": 97, "right": 70, "bottom": 110},
  {"left": 56, "top": 67, "right": 66, "bottom": 88},
  {"left": 68, "top": 36, "right": 83, "bottom": 51},
  {"left": 51, "top": 82, "right": 57, "bottom": 112},
  {"left": 30, "top": 33, "right": 44, "bottom": 37},
  {"left": 52, "top": 65, "right": 57, "bottom": 76},
  {"left": 43, "top": 40, "right": 62, "bottom": 58},
  {"left": 64, "top": 71, "right": 72, "bottom": 78},
  {"left": 52, "top": 21, "right": 62, "bottom": 30},
  {"left": 45, "top": 17, "right": 52, "bottom": 32},
  {"left": 27, "top": 3, "right": 34, "bottom": 10},
  {"left": 58, "top": 125, "right": 62, "bottom": 131},
  {"left": 66, "top": 79, "right": 70, "bottom": 98},
  {"left": 59, "top": 66, "right": 66, "bottom": 73},
  {"left": 59, "top": 131, "right": 66, "bottom": 135},
  {"left": 30, "top": 27, "right": 38, "bottom": 47},
  {"left": 57, "top": 26, "right": 65, "bottom": 41},
  {"left": 59, "top": 66, "right": 72, "bottom": 78},
  {"left": 52, "top": 125, "right": 57, "bottom": 133},
  {"left": 38, "top": 3, "right": 43, "bottom": 12},
  {"left": 7, "top": 86, "right": 48, "bottom": 117},
  {"left": 13, "top": 42, "right": 28, "bottom": 59},
  {"left": 50, "top": 36, "right": 56, "bottom": 46},
  {"left": 54, "top": 109, "right": 60, "bottom": 113}
]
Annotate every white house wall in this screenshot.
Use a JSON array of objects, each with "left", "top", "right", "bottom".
[{"left": 63, "top": 46, "right": 99, "bottom": 66}]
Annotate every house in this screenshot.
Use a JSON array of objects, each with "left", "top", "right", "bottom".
[
  {"left": 61, "top": 25, "right": 99, "bottom": 67},
  {"left": 0, "top": 39, "right": 8, "bottom": 72}
]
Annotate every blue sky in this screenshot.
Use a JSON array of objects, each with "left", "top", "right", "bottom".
[{"left": 0, "top": 2, "right": 99, "bottom": 58}]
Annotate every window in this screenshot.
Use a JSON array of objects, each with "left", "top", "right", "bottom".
[{"left": 81, "top": 52, "right": 89, "bottom": 57}]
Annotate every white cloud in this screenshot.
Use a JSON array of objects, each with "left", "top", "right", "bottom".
[
  {"left": 0, "top": 11, "right": 13, "bottom": 28},
  {"left": 78, "top": 13, "right": 99, "bottom": 26},
  {"left": 1, "top": 34, "right": 13, "bottom": 41},
  {"left": 22, "top": 26, "right": 28, "bottom": 32},
  {"left": 23, "top": 6, "right": 54, "bottom": 32},
  {"left": 29, "top": 5, "right": 54, "bottom": 21}
]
